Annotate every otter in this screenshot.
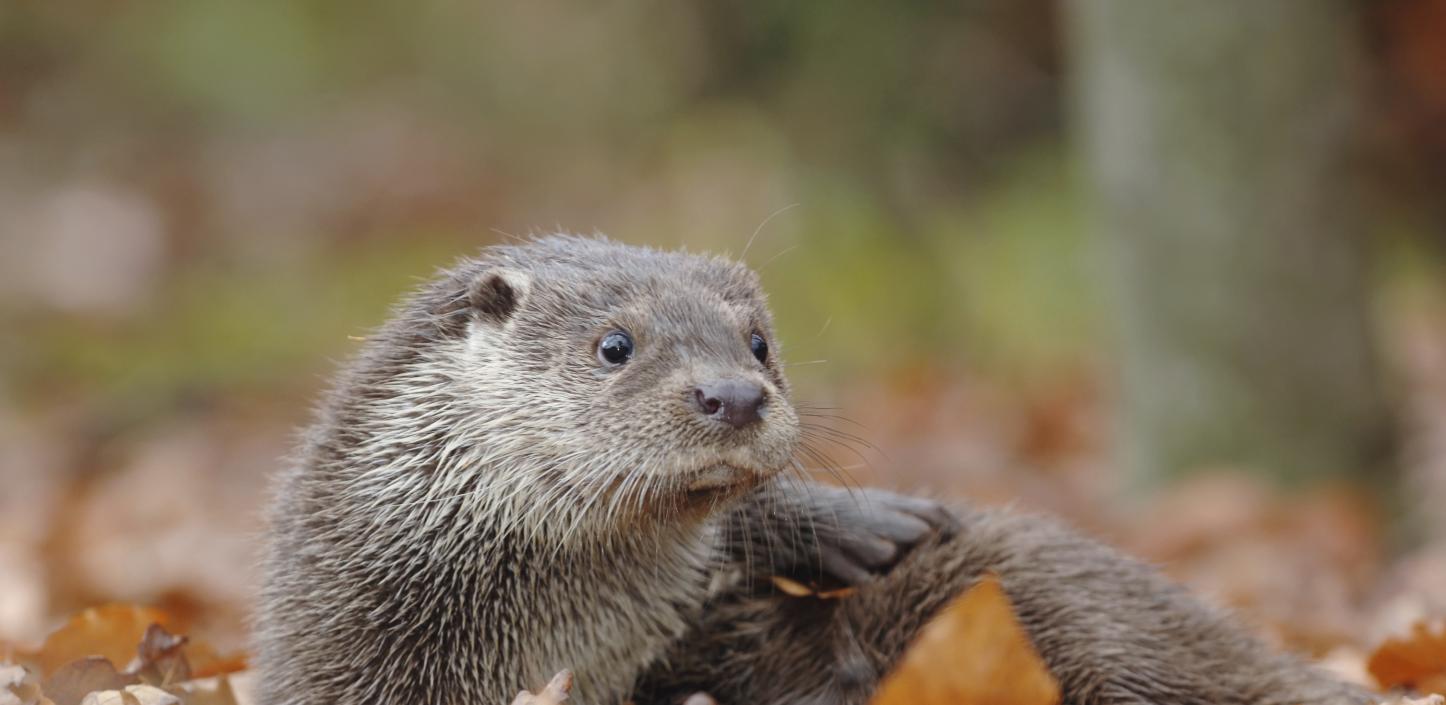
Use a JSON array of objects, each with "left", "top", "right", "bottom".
[{"left": 255, "top": 235, "right": 1371, "bottom": 705}]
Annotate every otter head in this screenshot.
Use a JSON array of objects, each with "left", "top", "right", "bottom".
[{"left": 400, "top": 235, "right": 801, "bottom": 534}]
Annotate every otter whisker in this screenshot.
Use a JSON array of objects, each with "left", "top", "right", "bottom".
[
  {"left": 740, "top": 202, "right": 800, "bottom": 260},
  {"left": 798, "top": 430, "right": 873, "bottom": 477},
  {"left": 798, "top": 422, "right": 883, "bottom": 455},
  {"left": 794, "top": 409, "right": 874, "bottom": 432},
  {"left": 795, "top": 440, "right": 865, "bottom": 494},
  {"left": 756, "top": 244, "right": 800, "bottom": 271}
]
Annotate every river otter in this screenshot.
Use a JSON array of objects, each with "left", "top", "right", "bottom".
[{"left": 254, "top": 235, "right": 1371, "bottom": 705}]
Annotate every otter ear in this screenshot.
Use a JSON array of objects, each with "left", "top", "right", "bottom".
[
  {"left": 468, "top": 270, "right": 527, "bottom": 320},
  {"left": 431, "top": 268, "right": 529, "bottom": 335}
]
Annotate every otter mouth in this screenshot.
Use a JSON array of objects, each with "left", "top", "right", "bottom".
[{"left": 682, "top": 463, "right": 765, "bottom": 504}]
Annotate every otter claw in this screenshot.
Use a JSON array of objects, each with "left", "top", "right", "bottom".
[{"left": 816, "top": 490, "right": 955, "bottom": 585}]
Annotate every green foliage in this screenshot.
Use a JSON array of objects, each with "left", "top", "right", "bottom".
[
  {"left": 764, "top": 148, "right": 1095, "bottom": 387},
  {"left": 14, "top": 238, "right": 464, "bottom": 407}
]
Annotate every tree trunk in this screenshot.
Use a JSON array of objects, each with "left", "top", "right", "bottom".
[{"left": 1065, "top": 0, "right": 1395, "bottom": 490}]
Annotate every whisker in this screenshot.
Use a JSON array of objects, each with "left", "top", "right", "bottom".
[
  {"left": 756, "top": 244, "right": 800, "bottom": 271},
  {"left": 800, "top": 426, "right": 881, "bottom": 460},
  {"left": 741, "top": 203, "right": 801, "bottom": 260},
  {"left": 795, "top": 441, "right": 864, "bottom": 492},
  {"left": 795, "top": 411, "right": 874, "bottom": 432}
]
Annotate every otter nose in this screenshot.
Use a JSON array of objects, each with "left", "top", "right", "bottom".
[{"left": 693, "top": 379, "right": 766, "bottom": 429}]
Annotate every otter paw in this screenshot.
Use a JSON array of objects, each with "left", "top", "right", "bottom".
[{"left": 815, "top": 489, "right": 957, "bottom": 586}]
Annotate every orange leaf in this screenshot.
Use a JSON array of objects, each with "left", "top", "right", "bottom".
[
  {"left": 185, "top": 642, "right": 249, "bottom": 679},
  {"left": 1368, "top": 620, "right": 1446, "bottom": 693},
  {"left": 34, "top": 605, "right": 176, "bottom": 677},
  {"left": 870, "top": 574, "right": 1061, "bottom": 705}
]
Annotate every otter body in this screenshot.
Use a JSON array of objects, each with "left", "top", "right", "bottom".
[{"left": 256, "top": 236, "right": 1369, "bottom": 705}]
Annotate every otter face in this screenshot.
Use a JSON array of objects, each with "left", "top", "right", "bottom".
[{"left": 421, "top": 236, "right": 802, "bottom": 525}]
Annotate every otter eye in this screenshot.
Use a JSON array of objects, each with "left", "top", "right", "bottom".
[
  {"left": 750, "top": 332, "right": 769, "bottom": 364},
  {"left": 598, "top": 331, "right": 634, "bottom": 366}
]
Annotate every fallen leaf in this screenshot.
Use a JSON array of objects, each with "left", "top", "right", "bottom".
[
  {"left": 870, "top": 574, "right": 1060, "bottom": 705},
  {"left": 768, "top": 576, "right": 857, "bottom": 600},
  {"left": 35, "top": 607, "right": 175, "bottom": 677},
  {"left": 1368, "top": 620, "right": 1446, "bottom": 693},
  {"left": 44, "top": 657, "right": 135, "bottom": 705},
  {"left": 124, "top": 626, "right": 189, "bottom": 687},
  {"left": 769, "top": 576, "right": 813, "bottom": 598},
  {"left": 181, "top": 644, "right": 246, "bottom": 680}
]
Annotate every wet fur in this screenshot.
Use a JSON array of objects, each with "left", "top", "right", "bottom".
[
  {"left": 643, "top": 502, "right": 1373, "bottom": 705},
  {"left": 255, "top": 235, "right": 1370, "bottom": 705}
]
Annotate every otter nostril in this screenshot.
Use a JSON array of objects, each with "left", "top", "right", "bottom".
[
  {"left": 693, "top": 379, "right": 766, "bottom": 429},
  {"left": 695, "top": 388, "right": 723, "bottom": 416}
]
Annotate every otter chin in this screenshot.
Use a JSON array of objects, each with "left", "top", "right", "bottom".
[
  {"left": 686, "top": 463, "right": 760, "bottom": 491},
  {"left": 679, "top": 463, "right": 772, "bottom": 507}
]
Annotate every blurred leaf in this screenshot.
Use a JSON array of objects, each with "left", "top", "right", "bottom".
[
  {"left": 34, "top": 607, "right": 174, "bottom": 679},
  {"left": 44, "top": 657, "right": 134, "bottom": 705},
  {"left": 124, "top": 626, "right": 188, "bottom": 688},
  {"left": 1369, "top": 620, "right": 1446, "bottom": 693},
  {"left": 165, "top": 675, "right": 242, "bottom": 705},
  {"left": 181, "top": 645, "right": 246, "bottom": 682},
  {"left": 870, "top": 574, "right": 1060, "bottom": 705}
]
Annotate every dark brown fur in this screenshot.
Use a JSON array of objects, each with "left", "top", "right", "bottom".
[{"left": 645, "top": 502, "right": 1371, "bottom": 704}]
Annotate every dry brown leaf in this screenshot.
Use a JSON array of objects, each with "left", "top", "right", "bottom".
[
  {"left": 1368, "top": 620, "right": 1446, "bottom": 693},
  {"left": 34, "top": 607, "right": 176, "bottom": 678},
  {"left": 870, "top": 574, "right": 1060, "bottom": 705},
  {"left": 767, "top": 576, "right": 857, "bottom": 600},
  {"left": 181, "top": 643, "right": 246, "bottom": 681},
  {"left": 124, "top": 626, "right": 189, "bottom": 687},
  {"left": 44, "top": 657, "right": 136, "bottom": 705},
  {"left": 510, "top": 670, "right": 572, "bottom": 705},
  {"left": 769, "top": 576, "right": 814, "bottom": 597}
]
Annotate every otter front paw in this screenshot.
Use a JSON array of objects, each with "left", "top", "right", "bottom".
[{"left": 810, "top": 488, "right": 956, "bottom": 586}]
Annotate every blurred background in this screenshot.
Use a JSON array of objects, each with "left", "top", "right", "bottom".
[{"left": 2, "top": 0, "right": 1446, "bottom": 670}]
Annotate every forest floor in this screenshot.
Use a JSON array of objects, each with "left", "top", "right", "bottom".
[{"left": 3, "top": 311, "right": 1446, "bottom": 705}]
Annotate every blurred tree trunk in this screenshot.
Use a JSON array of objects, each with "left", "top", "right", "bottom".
[{"left": 1065, "top": 0, "right": 1396, "bottom": 491}]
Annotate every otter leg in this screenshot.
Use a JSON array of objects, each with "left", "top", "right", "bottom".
[
  {"left": 640, "top": 502, "right": 1373, "bottom": 705},
  {"left": 722, "top": 483, "right": 956, "bottom": 587}
]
